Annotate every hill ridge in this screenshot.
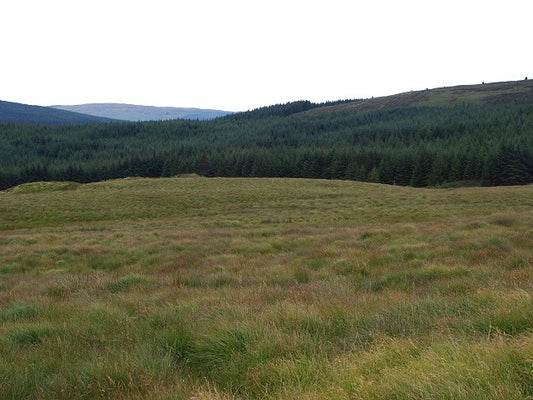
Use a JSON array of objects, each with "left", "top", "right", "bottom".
[
  {"left": 299, "top": 79, "right": 533, "bottom": 116},
  {"left": 0, "top": 100, "right": 117, "bottom": 124},
  {"left": 51, "top": 103, "right": 233, "bottom": 121}
]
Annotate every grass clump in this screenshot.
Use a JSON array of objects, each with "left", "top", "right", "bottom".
[
  {"left": 10, "top": 325, "right": 54, "bottom": 345},
  {"left": 366, "top": 266, "right": 471, "bottom": 292},
  {"left": 88, "top": 255, "right": 125, "bottom": 271},
  {"left": 293, "top": 267, "right": 311, "bottom": 284},
  {"left": 328, "top": 335, "right": 533, "bottom": 400},
  {"left": 473, "top": 291, "right": 533, "bottom": 337},
  {"left": 106, "top": 275, "right": 146, "bottom": 293},
  {"left": 1, "top": 302, "right": 39, "bottom": 321},
  {"left": 158, "top": 324, "right": 193, "bottom": 364}
]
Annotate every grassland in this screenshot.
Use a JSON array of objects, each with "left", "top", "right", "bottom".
[{"left": 1, "top": 176, "right": 532, "bottom": 399}]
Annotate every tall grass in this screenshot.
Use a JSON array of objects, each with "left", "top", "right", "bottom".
[{"left": 0, "top": 177, "right": 532, "bottom": 399}]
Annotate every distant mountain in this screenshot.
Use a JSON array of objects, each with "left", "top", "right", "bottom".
[
  {"left": 0, "top": 100, "right": 117, "bottom": 124},
  {"left": 51, "top": 103, "right": 233, "bottom": 121}
]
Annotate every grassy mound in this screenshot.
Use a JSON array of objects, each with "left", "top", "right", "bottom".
[{"left": 8, "top": 181, "right": 80, "bottom": 194}]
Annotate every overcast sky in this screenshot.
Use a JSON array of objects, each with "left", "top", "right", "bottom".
[{"left": 1, "top": 0, "right": 531, "bottom": 111}]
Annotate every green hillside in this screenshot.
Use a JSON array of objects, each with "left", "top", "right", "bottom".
[
  {"left": 1, "top": 79, "right": 532, "bottom": 189},
  {"left": 1, "top": 177, "right": 532, "bottom": 399},
  {"left": 301, "top": 79, "right": 533, "bottom": 115},
  {"left": 0, "top": 100, "right": 117, "bottom": 124}
]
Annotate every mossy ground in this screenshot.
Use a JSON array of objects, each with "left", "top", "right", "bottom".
[{"left": 1, "top": 177, "right": 532, "bottom": 399}]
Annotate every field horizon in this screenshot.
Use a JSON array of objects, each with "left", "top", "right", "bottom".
[{"left": 1, "top": 176, "right": 532, "bottom": 399}]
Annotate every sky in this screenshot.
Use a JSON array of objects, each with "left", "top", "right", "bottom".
[{"left": 1, "top": 0, "right": 532, "bottom": 111}]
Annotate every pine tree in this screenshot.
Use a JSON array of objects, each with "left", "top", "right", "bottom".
[
  {"left": 411, "top": 151, "right": 432, "bottom": 187},
  {"left": 368, "top": 166, "right": 381, "bottom": 183}
]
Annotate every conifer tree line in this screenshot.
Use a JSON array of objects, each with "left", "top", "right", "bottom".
[{"left": 1, "top": 100, "right": 532, "bottom": 190}]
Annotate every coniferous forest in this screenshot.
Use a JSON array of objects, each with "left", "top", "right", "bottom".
[{"left": 1, "top": 81, "right": 533, "bottom": 190}]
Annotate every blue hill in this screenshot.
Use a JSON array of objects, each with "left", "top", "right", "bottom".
[
  {"left": 0, "top": 100, "right": 117, "bottom": 124},
  {"left": 52, "top": 103, "right": 233, "bottom": 121}
]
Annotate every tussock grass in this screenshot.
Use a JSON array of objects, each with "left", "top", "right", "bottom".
[
  {"left": 106, "top": 275, "right": 147, "bottom": 293},
  {"left": 1, "top": 302, "right": 40, "bottom": 321},
  {"left": 1, "top": 177, "right": 532, "bottom": 398}
]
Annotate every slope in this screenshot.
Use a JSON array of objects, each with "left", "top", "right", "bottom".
[
  {"left": 0, "top": 100, "right": 117, "bottom": 124},
  {"left": 300, "top": 79, "right": 533, "bottom": 116}
]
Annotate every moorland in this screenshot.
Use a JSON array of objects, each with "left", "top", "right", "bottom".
[{"left": 1, "top": 176, "right": 532, "bottom": 399}]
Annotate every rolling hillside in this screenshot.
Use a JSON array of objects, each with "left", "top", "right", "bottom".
[
  {"left": 300, "top": 79, "right": 533, "bottom": 116},
  {"left": 52, "top": 103, "right": 232, "bottom": 121},
  {"left": 0, "top": 100, "right": 117, "bottom": 124},
  {"left": 1, "top": 79, "right": 532, "bottom": 190}
]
